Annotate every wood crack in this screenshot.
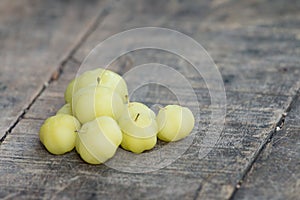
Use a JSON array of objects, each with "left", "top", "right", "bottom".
[
  {"left": 0, "top": 2, "right": 113, "bottom": 144},
  {"left": 228, "top": 88, "right": 300, "bottom": 200},
  {"left": 0, "top": 84, "right": 46, "bottom": 144}
]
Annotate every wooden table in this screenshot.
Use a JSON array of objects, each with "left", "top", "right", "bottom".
[{"left": 0, "top": 0, "right": 299, "bottom": 199}]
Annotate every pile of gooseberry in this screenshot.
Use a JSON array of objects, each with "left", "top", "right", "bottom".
[{"left": 39, "top": 68, "right": 195, "bottom": 164}]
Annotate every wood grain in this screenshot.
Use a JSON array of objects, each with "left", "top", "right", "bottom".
[
  {"left": 0, "top": 0, "right": 109, "bottom": 138},
  {"left": 59, "top": 0, "right": 300, "bottom": 199},
  {"left": 0, "top": 0, "right": 299, "bottom": 199},
  {"left": 232, "top": 94, "right": 300, "bottom": 200}
]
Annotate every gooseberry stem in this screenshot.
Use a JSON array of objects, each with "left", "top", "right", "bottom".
[
  {"left": 134, "top": 113, "right": 140, "bottom": 122},
  {"left": 125, "top": 95, "right": 129, "bottom": 104},
  {"left": 97, "top": 77, "right": 101, "bottom": 85}
]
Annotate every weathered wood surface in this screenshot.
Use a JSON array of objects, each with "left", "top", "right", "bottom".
[
  {"left": 0, "top": 0, "right": 109, "bottom": 138},
  {"left": 0, "top": 0, "right": 300, "bottom": 199},
  {"left": 232, "top": 93, "right": 300, "bottom": 200}
]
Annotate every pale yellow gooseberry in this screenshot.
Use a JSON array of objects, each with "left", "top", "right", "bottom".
[
  {"left": 64, "top": 78, "right": 75, "bottom": 104},
  {"left": 72, "top": 85, "right": 126, "bottom": 124},
  {"left": 156, "top": 105, "right": 195, "bottom": 142},
  {"left": 76, "top": 116, "right": 122, "bottom": 164},
  {"left": 56, "top": 103, "right": 72, "bottom": 115},
  {"left": 39, "top": 114, "right": 81, "bottom": 155},
  {"left": 118, "top": 103, "right": 158, "bottom": 154},
  {"left": 125, "top": 102, "right": 156, "bottom": 119},
  {"left": 72, "top": 68, "right": 128, "bottom": 103}
]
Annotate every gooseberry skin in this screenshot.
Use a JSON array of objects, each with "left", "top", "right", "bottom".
[
  {"left": 126, "top": 102, "right": 156, "bottom": 119},
  {"left": 121, "top": 134, "right": 157, "bottom": 154},
  {"left": 75, "top": 136, "right": 99, "bottom": 164},
  {"left": 64, "top": 78, "right": 75, "bottom": 104},
  {"left": 73, "top": 68, "right": 129, "bottom": 103},
  {"left": 39, "top": 114, "right": 81, "bottom": 155},
  {"left": 73, "top": 69, "right": 103, "bottom": 92},
  {"left": 72, "top": 85, "right": 126, "bottom": 124},
  {"left": 156, "top": 105, "right": 195, "bottom": 142},
  {"left": 56, "top": 103, "right": 72, "bottom": 115},
  {"left": 76, "top": 116, "right": 122, "bottom": 164},
  {"left": 118, "top": 103, "right": 158, "bottom": 154}
]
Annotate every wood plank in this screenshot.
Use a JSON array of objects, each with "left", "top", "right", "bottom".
[
  {"left": 69, "top": 0, "right": 300, "bottom": 199},
  {"left": 0, "top": 92, "right": 283, "bottom": 200},
  {"left": 232, "top": 94, "right": 300, "bottom": 200},
  {"left": 74, "top": 0, "right": 300, "bottom": 95},
  {"left": 0, "top": 90, "right": 288, "bottom": 200},
  {"left": 0, "top": 0, "right": 300, "bottom": 199},
  {"left": 0, "top": 0, "right": 109, "bottom": 138},
  {"left": 24, "top": 59, "right": 80, "bottom": 120}
]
